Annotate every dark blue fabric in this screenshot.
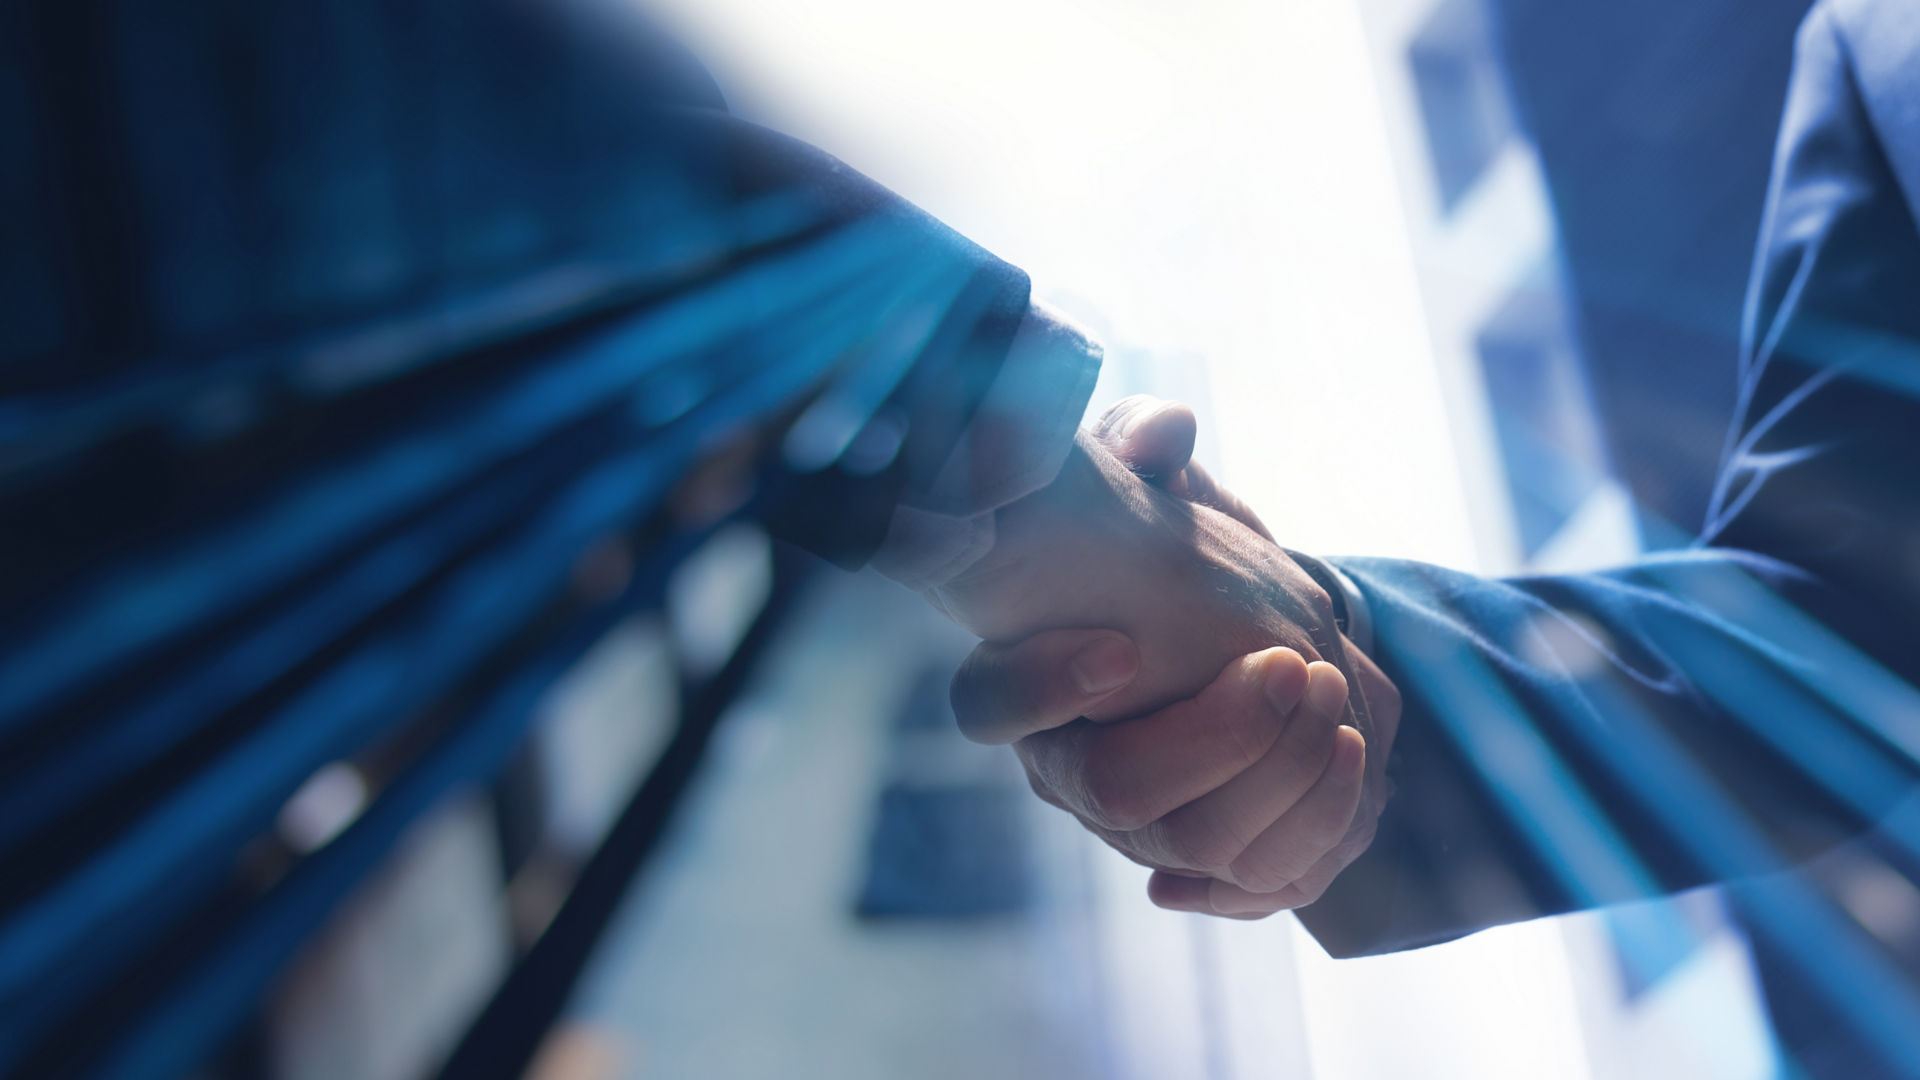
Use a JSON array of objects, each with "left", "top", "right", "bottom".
[
  {"left": 1311, "top": 1, "right": 1920, "bottom": 1068},
  {"left": 1485, "top": 0, "right": 1816, "bottom": 540},
  {"left": 0, "top": 1, "right": 1028, "bottom": 1074}
]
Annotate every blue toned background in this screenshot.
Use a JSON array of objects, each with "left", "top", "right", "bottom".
[{"left": 0, "top": 0, "right": 1852, "bottom": 1077}]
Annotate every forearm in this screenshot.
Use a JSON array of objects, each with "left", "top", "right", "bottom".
[
  {"left": 1301, "top": 3, "right": 1920, "bottom": 955},
  {"left": 1299, "top": 551, "right": 1918, "bottom": 956}
]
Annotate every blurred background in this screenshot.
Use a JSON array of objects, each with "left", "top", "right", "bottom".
[{"left": 1, "top": 0, "right": 1835, "bottom": 1076}]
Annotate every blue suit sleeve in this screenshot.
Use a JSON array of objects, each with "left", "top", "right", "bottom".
[{"left": 1297, "top": 2, "right": 1920, "bottom": 958}]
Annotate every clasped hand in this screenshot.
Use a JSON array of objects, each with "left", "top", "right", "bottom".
[{"left": 935, "top": 397, "right": 1401, "bottom": 918}]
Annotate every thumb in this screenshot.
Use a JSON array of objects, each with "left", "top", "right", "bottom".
[
  {"left": 950, "top": 629, "right": 1139, "bottom": 745},
  {"left": 1094, "top": 395, "right": 1198, "bottom": 482}
]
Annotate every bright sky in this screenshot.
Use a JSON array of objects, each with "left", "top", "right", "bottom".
[{"left": 643, "top": 0, "right": 1482, "bottom": 569}]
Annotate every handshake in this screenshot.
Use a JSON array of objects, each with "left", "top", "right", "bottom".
[{"left": 931, "top": 397, "right": 1402, "bottom": 920}]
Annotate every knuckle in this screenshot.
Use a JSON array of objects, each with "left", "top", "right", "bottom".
[
  {"left": 1229, "top": 862, "right": 1289, "bottom": 896},
  {"left": 1078, "top": 819, "right": 1159, "bottom": 871},
  {"left": 1111, "top": 841, "right": 1165, "bottom": 873},
  {"left": 1281, "top": 577, "right": 1334, "bottom": 627},
  {"left": 1289, "top": 875, "right": 1335, "bottom": 907},
  {"left": 1023, "top": 769, "right": 1068, "bottom": 812},
  {"left": 1080, "top": 761, "right": 1153, "bottom": 832},
  {"left": 1093, "top": 795, "right": 1154, "bottom": 834},
  {"left": 1159, "top": 820, "right": 1240, "bottom": 873},
  {"left": 1306, "top": 583, "right": 1334, "bottom": 618},
  {"left": 1231, "top": 845, "right": 1313, "bottom": 894}
]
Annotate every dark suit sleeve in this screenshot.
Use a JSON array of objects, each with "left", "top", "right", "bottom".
[
  {"left": 454, "top": 2, "right": 1038, "bottom": 566},
  {"left": 689, "top": 113, "right": 1034, "bottom": 566},
  {"left": 1296, "top": 1, "right": 1920, "bottom": 958},
  {"left": 0, "top": 5, "right": 1047, "bottom": 1063},
  {"left": 459, "top": 3, "right": 1036, "bottom": 566},
  {"left": 0, "top": 0, "right": 1031, "bottom": 598}
]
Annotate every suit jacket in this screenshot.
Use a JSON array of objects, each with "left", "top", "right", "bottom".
[
  {"left": 1306, "top": 1, "right": 1920, "bottom": 1063},
  {"left": 0, "top": 3, "right": 1090, "bottom": 1075}
]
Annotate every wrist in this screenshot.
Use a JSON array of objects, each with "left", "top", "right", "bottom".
[
  {"left": 868, "top": 304, "right": 1101, "bottom": 591},
  {"left": 1284, "top": 549, "right": 1374, "bottom": 655}
]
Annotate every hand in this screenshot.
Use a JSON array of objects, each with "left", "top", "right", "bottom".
[
  {"left": 956, "top": 637, "right": 1394, "bottom": 913},
  {"left": 930, "top": 427, "right": 1352, "bottom": 729},
  {"left": 946, "top": 396, "right": 1401, "bottom": 916},
  {"left": 1087, "top": 394, "right": 1400, "bottom": 852},
  {"left": 1087, "top": 395, "right": 1274, "bottom": 544}
]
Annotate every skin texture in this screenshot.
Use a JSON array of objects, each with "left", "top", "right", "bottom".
[
  {"left": 1089, "top": 396, "right": 1276, "bottom": 544},
  {"left": 946, "top": 396, "right": 1401, "bottom": 918},
  {"left": 934, "top": 428, "right": 1347, "bottom": 725}
]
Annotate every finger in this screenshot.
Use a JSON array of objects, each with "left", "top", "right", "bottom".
[
  {"left": 1255, "top": 805, "right": 1383, "bottom": 911},
  {"left": 1208, "top": 827, "right": 1369, "bottom": 915},
  {"left": 1147, "top": 872, "right": 1273, "bottom": 920},
  {"left": 1093, "top": 395, "right": 1197, "bottom": 481},
  {"left": 1180, "top": 460, "right": 1274, "bottom": 541},
  {"left": 1146, "top": 870, "right": 1213, "bottom": 912},
  {"left": 1119, "top": 403, "right": 1197, "bottom": 484},
  {"left": 1222, "top": 723, "right": 1366, "bottom": 892},
  {"left": 951, "top": 629, "right": 1139, "bottom": 745},
  {"left": 1090, "top": 394, "right": 1172, "bottom": 444},
  {"left": 1124, "top": 661, "right": 1350, "bottom": 875},
  {"left": 1092, "top": 396, "right": 1275, "bottom": 539},
  {"left": 1020, "top": 647, "right": 1311, "bottom": 831},
  {"left": 1202, "top": 881, "right": 1297, "bottom": 918}
]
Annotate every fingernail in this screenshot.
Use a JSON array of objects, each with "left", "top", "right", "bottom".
[
  {"left": 1070, "top": 637, "right": 1137, "bottom": 695},
  {"left": 1330, "top": 725, "right": 1365, "bottom": 778},
  {"left": 1303, "top": 662, "right": 1349, "bottom": 718},
  {"left": 1261, "top": 649, "right": 1308, "bottom": 712},
  {"left": 1120, "top": 399, "right": 1167, "bottom": 435}
]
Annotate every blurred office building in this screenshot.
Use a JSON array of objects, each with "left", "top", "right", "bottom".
[
  {"left": 1349, "top": 0, "right": 1817, "bottom": 1076},
  {"left": 0, "top": 1, "right": 1860, "bottom": 1079}
]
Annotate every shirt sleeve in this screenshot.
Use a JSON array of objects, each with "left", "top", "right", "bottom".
[{"left": 868, "top": 304, "right": 1102, "bottom": 590}]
